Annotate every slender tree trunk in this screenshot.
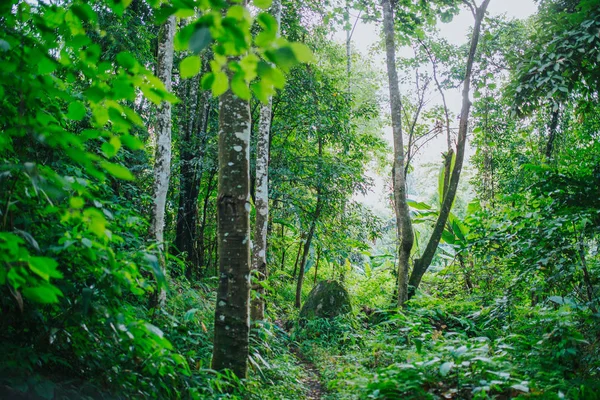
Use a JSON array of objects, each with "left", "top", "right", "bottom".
[
  {"left": 150, "top": 15, "right": 176, "bottom": 307},
  {"left": 176, "top": 72, "right": 211, "bottom": 279},
  {"left": 211, "top": 71, "right": 252, "bottom": 378},
  {"left": 280, "top": 224, "right": 286, "bottom": 270},
  {"left": 175, "top": 72, "right": 199, "bottom": 277},
  {"left": 250, "top": 0, "right": 281, "bottom": 323},
  {"left": 382, "top": 0, "right": 414, "bottom": 307},
  {"left": 197, "top": 169, "right": 217, "bottom": 272},
  {"left": 409, "top": 0, "right": 491, "bottom": 297},
  {"left": 313, "top": 247, "right": 321, "bottom": 286},
  {"left": 295, "top": 199, "right": 322, "bottom": 308},
  {"left": 545, "top": 108, "right": 560, "bottom": 159},
  {"left": 250, "top": 98, "right": 272, "bottom": 321},
  {"left": 291, "top": 237, "right": 303, "bottom": 280},
  {"left": 249, "top": 0, "right": 282, "bottom": 321}
]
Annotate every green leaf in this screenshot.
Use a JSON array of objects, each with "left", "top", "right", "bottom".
[
  {"left": 511, "top": 384, "right": 529, "bottom": 393},
  {"left": 144, "top": 253, "right": 166, "bottom": 290},
  {"left": 253, "top": 0, "right": 272, "bottom": 9},
  {"left": 265, "top": 46, "right": 297, "bottom": 72},
  {"left": 231, "top": 72, "right": 251, "bottom": 100},
  {"left": 116, "top": 52, "right": 137, "bottom": 69},
  {"left": 184, "top": 308, "right": 199, "bottom": 321},
  {"left": 251, "top": 79, "right": 275, "bottom": 104},
  {"left": 189, "top": 26, "right": 212, "bottom": 54},
  {"left": 290, "top": 43, "right": 313, "bottom": 63},
  {"left": 22, "top": 284, "right": 63, "bottom": 304},
  {"left": 28, "top": 257, "right": 62, "bottom": 281},
  {"left": 38, "top": 57, "right": 56, "bottom": 74},
  {"left": 100, "top": 161, "right": 134, "bottom": 180},
  {"left": 101, "top": 136, "right": 121, "bottom": 158},
  {"left": 180, "top": 55, "right": 201, "bottom": 79},
  {"left": 407, "top": 199, "right": 433, "bottom": 210},
  {"left": 121, "top": 134, "right": 144, "bottom": 150},
  {"left": 70, "top": 196, "right": 85, "bottom": 209},
  {"left": 201, "top": 73, "right": 215, "bottom": 90},
  {"left": 67, "top": 101, "right": 86, "bottom": 121},
  {"left": 439, "top": 361, "right": 453, "bottom": 377},
  {"left": 212, "top": 71, "right": 229, "bottom": 97},
  {"left": 0, "top": 39, "right": 11, "bottom": 51}
]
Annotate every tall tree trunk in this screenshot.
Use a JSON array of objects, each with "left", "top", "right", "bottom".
[
  {"left": 175, "top": 70, "right": 199, "bottom": 275},
  {"left": 291, "top": 237, "right": 303, "bottom": 280},
  {"left": 280, "top": 224, "right": 286, "bottom": 270},
  {"left": 211, "top": 72, "right": 252, "bottom": 378},
  {"left": 250, "top": 0, "right": 282, "bottom": 322},
  {"left": 545, "top": 107, "right": 560, "bottom": 159},
  {"left": 197, "top": 168, "right": 217, "bottom": 273},
  {"left": 176, "top": 84, "right": 211, "bottom": 279},
  {"left": 150, "top": 15, "right": 176, "bottom": 307},
  {"left": 295, "top": 198, "right": 323, "bottom": 308},
  {"left": 313, "top": 247, "right": 321, "bottom": 286},
  {"left": 409, "top": 0, "right": 491, "bottom": 297},
  {"left": 382, "top": 0, "right": 414, "bottom": 307}
]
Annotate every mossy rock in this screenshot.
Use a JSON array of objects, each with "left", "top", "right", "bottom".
[{"left": 299, "top": 280, "right": 352, "bottom": 320}]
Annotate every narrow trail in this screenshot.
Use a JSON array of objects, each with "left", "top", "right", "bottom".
[
  {"left": 274, "top": 319, "right": 326, "bottom": 399},
  {"left": 290, "top": 346, "right": 325, "bottom": 400}
]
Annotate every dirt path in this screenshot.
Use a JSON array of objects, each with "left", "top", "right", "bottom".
[
  {"left": 291, "top": 346, "right": 325, "bottom": 400},
  {"left": 274, "top": 319, "right": 326, "bottom": 399}
]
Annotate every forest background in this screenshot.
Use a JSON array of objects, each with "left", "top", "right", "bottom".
[{"left": 1, "top": 0, "right": 600, "bottom": 398}]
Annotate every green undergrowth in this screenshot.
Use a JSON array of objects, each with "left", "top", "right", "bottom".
[
  {"left": 0, "top": 274, "right": 315, "bottom": 399},
  {"left": 290, "top": 295, "right": 600, "bottom": 400}
]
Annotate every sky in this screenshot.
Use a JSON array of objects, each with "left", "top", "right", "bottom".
[{"left": 339, "top": 0, "right": 539, "bottom": 214}]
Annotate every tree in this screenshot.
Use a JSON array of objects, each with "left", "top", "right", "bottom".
[
  {"left": 408, "top": 0, "right": 491, "bottom": 297},
  {"left": 250, "top": 0, "right": 282, "bottom": 322},
  {"left": 150, "top": 15, "right": 176, "bottom": 306},
  {"left": 381, "top": 0, "right": 414, "bottom": 306}
]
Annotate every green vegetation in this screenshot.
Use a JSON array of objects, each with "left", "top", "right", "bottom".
[{"left": 1, "top": 0, "right": 599, "bottom": 398}]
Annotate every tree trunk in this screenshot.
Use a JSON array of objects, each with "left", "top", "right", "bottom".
[
  {"left": 295, "top": 199, "right": 323, "bottom": 308},
  {"left": 382, "top": 0, "right": 414, "bottom": 307},
  {"left": 211, "top": 73, "right": 252, "bottom": 378},
  {"left": 197, "top": 168, "right": 217, "bottom": 273},
  {"left": 280, "top": 224, "right": 286, "bottom": 270},
  {"left": 409, "top": 0, "right": 491, "bottom": 297},
  {"left": 250, "top": 0, "right": 281, "bottom": 323},
  {"left": 291, "top": 237, "right": 303, "bottom": 280},
  {"left": 150, "top": 15, "right": 176, "bottom": 307},
  {"left": 545, "top": 108, "right": 560, "bottom": 159},
  {"left": 314, "top": 247, "right": 321, "bottom": 286},
  {"left": 175, "top": 70, "right": 199, "bottom": 276},
  {"left": 176, "top": 86, "right": 211, "bottom": 279}
]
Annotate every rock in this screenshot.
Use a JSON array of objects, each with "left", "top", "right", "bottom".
[{"left": 299, "top": 280, "right": 352, "bottom": 320}]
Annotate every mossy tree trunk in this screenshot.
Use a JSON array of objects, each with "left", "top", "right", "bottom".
[{"left": 211, "top": 73, "right": 252, "bottom": 378}]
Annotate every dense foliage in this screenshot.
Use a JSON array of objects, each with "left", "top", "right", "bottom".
[{"left": 1, "top": 0, "right": 599, "bottom": 399}]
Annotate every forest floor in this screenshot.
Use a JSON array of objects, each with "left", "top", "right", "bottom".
[
  {"left": 275, "top": 318, "right": 326, "bottom": 399},
  {"left": 291, "top": 346, "right": 325, "bottom": 400}
]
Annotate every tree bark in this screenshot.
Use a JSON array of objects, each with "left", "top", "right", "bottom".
[
  {"left": 176, "top": 86, "right": 211, "bottom": 279},
  {"left": 197, "top": 168, "right": 217, "bottom": 273},
  {"left": 250, "top": 0, "right": 282, "bottom": 322},
  {"left": 291, "top": 237, "right": 303, "bottom": 280},
  {"left": 175, "top": 68, "right": 199, "bottom": 275},
  {"left": 314, "top": 247, "right": 321, "bottom": 286},
  {"left": 150, "top": 15, "right": 176, "bottom": 307},
  {"left": 295, "top": 198, "right": 323, "bottom": 308},
  {"left": 545, "top": 108, "right": 560, "bottom": 159},
  {"left": 409, "top": 0, "right": 491, "bottom": 297},
  {"left": 211, "top": 72, "right": 252, "bottom": 378},
  {"left": 382, "top": 0, "right": 414, "bottom": 307}
]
